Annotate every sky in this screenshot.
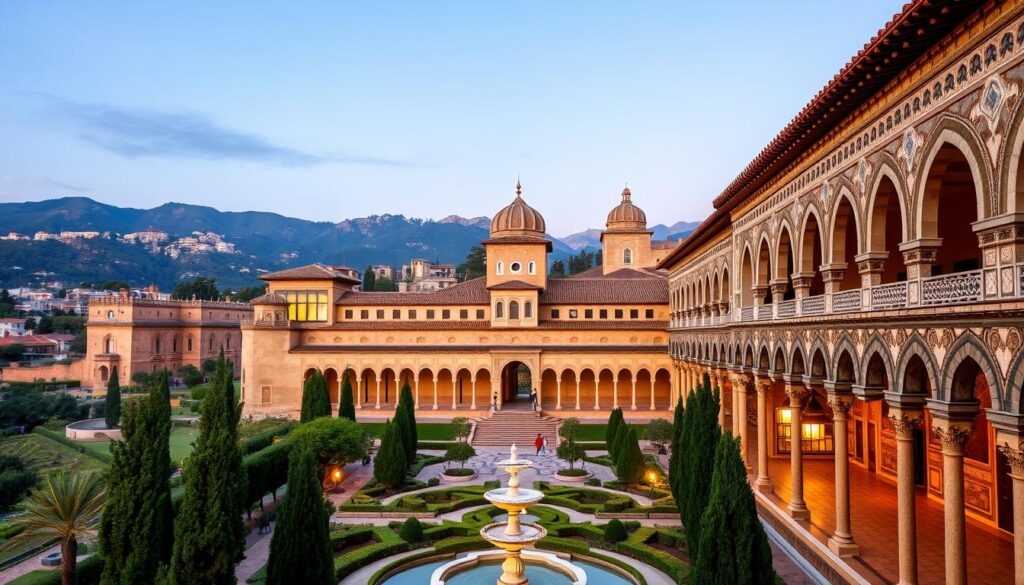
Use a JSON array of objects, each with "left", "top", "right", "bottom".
[{"left": 0, "top": 1, "right": 904, "bottom": 236}]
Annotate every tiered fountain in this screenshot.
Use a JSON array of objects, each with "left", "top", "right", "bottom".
[{"left": 431, "top": 444, "right": 585, "bottom": 585}]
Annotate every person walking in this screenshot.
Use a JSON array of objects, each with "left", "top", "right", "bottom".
[
  {"left": 541, "top": 436, "right": 549, "bottom": 454},
  {"left": 535, "top": 433, "right": 543, "bottom": 455},
  {"left": 530, "top": 388, "right": 538, "bottom": 411},
  {"left": 492, "top": 391, "right": 498, "bottom": 412}
]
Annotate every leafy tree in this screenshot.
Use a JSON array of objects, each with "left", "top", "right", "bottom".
[
  {"left": 265, "top": 442, "right": 334, "bottom": 585},
  {"left": 170, "top": 355, "right": 246, "bottom": 584},
  {"left": 668, "top": 397, "right": 685, "bottom": 497},
  {"left": 549, "top": 260, "right": 566, "bottom": 277},
  {"left": 615, "top": 425, "right": 643, "bottom": 484},
  {"left": 177, "top": 365, "right": 203, "bottom": 388},
  {"left": 558, "top": 417, "right": 580, "bottom": 442},
  {"left": 373, "top": 419, "right": 407, "bottom": 489},
  {"left": 444, "top": 443, "right": 476, "bottom": 469},
  {"left": 200, "top": 359, "right": 217, "bottom": 375},
  {"left": 399, "top": 517, "right": 424, "bottom": 543},
  {"left": 0, "top": 290, "right": 15, "bottom": 317},
  {"left": 100, "top": 372, "right": 173, "bottom": 585},
  {"left": 374, "top": 277, "right": 398, "bottom": 292},
  {"left": 0, "top": 454, "right": 36, "bottom": 508},
  {"left": 644, "top": 418, "right": 673, "bottom": 453},
  {"left": 556, "top": 439, "right": 585, "bottom": 470},
  {"left": 678, "top": 376, "right": 722, "bottom": 558},
  {"left": 396, "top": 381, "right": 417, "bottom": 466},
  {"left": 595, "top": 249, "right": 603, "bottom": 267},
  {"left": 24, "top": 316, "right": 36, "bottom": 331},
  {"left": 610, "top": 415, "right": 629, "bottom": 465},
  {"left": 0, "top": 343, "right": 26, "bottom": 361},
  {"left": 35, "top": 315, "right": 54, "bottom": 334},
  {"left": 603, "top": 518, "right": 628, "bottom": 543},
  {"left": 289, "top": 417, "right": 368, "bottom": 476},
  {"left": 10, "top": 471, "right": 106, "bottom": 585},
  {"left": 171, "top": 277, "right": 220, "bottom": 301},
  {"left": 362, "top": 266, "right": 376, "bottom": 292},
  {"left": 98, "top": 280, "right": 131, "bottom": 291},
  {"left": 605, "top": 408, "right": 624, "bottom": 459},
  {"left": 457, "top": 246, "right": 486, "bottom": 281},
  {"left": 104, "top": 365, "right": 121, "bottom": 428},
  {"left": 450, "top": 417, "right": 471, "bottom": 443},
  {"left": 230, "top": 285, "right": 267, "bottom": 302},
  {"left": 692, "top": 435, "right": 775, "bottom": 585},
  {"left": 338, "top": 371, "right": 356, "bottom": 421},
  {"left": 300, "top": 370, "right": 331, "bottom": 423},
  {"left": 131, "top": 371, "right": 152, "bottom": 387}
]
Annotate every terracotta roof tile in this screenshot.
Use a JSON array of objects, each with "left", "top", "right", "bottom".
[
  {"left": 250, "top": 292, "right": 289, "bottom": 305},
  {"left": 542, "top": 275, "right": 666, "bottom": 304},
  {"left": 259, "top": 263, "right": 361, "bottom": 283},
  {"left": 488, "top": 280, "right": 542, "bottom": 291},
  {"left": 336, "top": 277, "right": 490, "bottom": 306}
]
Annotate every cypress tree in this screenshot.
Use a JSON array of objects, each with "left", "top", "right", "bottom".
[
  {"left": 373, "top": 419, "right": 407, "bottom": 489},
  {"left": 605, "top": 408, "right": 624, "bottom": 458},
  {"left": 105, "top": 365, "right": 121, "bottom": 428},
  {"left": 611, "top": 419, "right": 629, "bottom": 468},
  {"left": 300, "top": 370, "right": 331, "bottom": 423},
  {"left": 338, "top": 371, "right": 356, "bottom": 421},
  {"left": 170, "top": 355, "right": 247, "bottom": 585},
  {"left": 265, "top": 442, "right": 334, "bottom": 585},
  {"left": 680, "top": 378, "right": 722, "bottom": 558},
  {"left": 396, "top": 381, "right": 417, "bottom": 466},
  {"left": 692, "top": 435, "right": 775, "bottom": 585},
  {"left": 100, "top": 371, "right": 173, "bottom": 585},
  {"left": 668, "top": 397, "right": 685, "bottom": 496},
  {"left": 615, "top": 425, "right": 643, "bottom": 484}
]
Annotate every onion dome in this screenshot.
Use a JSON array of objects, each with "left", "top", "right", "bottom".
[
  {"left": 606, "top": 186, "right": 647, "bottom": 231},
  {"left": 490, "top": 180, "right": 546, "bottom": 238}
]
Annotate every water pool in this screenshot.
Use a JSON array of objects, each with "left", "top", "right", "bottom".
[{"left": 380, "top": 557, "right": 632, "bottom": 585}]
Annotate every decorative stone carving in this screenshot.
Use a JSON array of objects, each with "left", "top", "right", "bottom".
[
  {"left": 932, "top": 425, "right": 974, "bottom": 454},
  {"left": 828, "top": 398, "right": 853, "bottom": 420},
  {"left": 786, "top": 385, "right": 811, "bottom": 406},
  {"left": 888, "top": 414, "right": 921, "bottom": 440},
  {"left": 998, "top": 442, "right": 1024, "bottom": 476}
]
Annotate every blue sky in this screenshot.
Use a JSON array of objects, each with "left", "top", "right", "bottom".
[{"left": 0, "top": 1, "right": 902, "bottom": 235}]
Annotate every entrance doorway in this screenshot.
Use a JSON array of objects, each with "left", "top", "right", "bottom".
[{"left": 500, "top": 361, "right": 533, "bottom": 408}]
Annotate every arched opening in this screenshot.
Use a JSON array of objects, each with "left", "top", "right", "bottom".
[
  {"left": 99, "top": 365, "right": 109, "bottom": 382},
  {"left": 922, "top": 143, "right": 981, "bottom": 275},
  {"left": 635, "top": 369, "right": 651, "bottom": 409},
  {"left": 791, "top": 348, "right": 806, "bottom": 377},
  {"left": 757, "top": 238, "right": 773, "bottom": 304},
  {"left": 435, "top": 368, "right": 454, "bottom": 407},
  {"left": 558, "top": 369, "right": 577, "bottom": 409},
  {"left": 361, "top": 368, "right": 378, "bottom": 405},
  {"left": 721, "top": 267, "right": 731, "bottom": 311},
  {"left": 836, "top": 350, "right": 856, "bottom": 384},
  {"left": 324, "top": 368, "right": 339, "bottom": 404},
  {"left": 509, "top": 301, "right": 520, "bottom": 320},
  {"left": 653, "top": 369, "right": 672, "bottom": 409},
  {"left": 773, "top": 347, "right": 786, "bottom": 376},
  {"left": 417, "top": 368, "right": 435, "bottom": 407},
  {"left": 500, "top": 361, "right": 532, "bottom": 406},
  {"left": 495, "top": 302, "right": 504, "bottom": 319},
  {"left": 541, "top": 369, "right": 558, "bottom": 409},
  {"left": 864, "top": 353, "right": 888, "bottom": 387},
  {"left": 800, "top": 212, "right": 825, "bottom": 296},
  {"left": 103, "top": 336, "right": 116, "bottom": 354},
  {"left": 597, "top": 369, "right": 615, "bottom": 409},
  {"left": 740, "top": 247, "right": 755, "bottom": 306},
  {"left": 776, "top": 227, "right": 796, "bottom": 300},
  {"left": 757, "top": 346, "right": 771, "bottom": 372},
  {"left": 579, "top": 369, "right": 597, "bottom": 409},
  {"left": 475, "top": 369, "right": 491, "bottom": 408},
  {"left": 831, "top": 195, "right": 861, "bottom": 291},
  {"left": 455, "top": 368, "right": 472, "bottom": 406},
  {"left": 623, "top": 248, "right": 633, "bottom": 265},
  {"left": 900, "top": 354, "right": 931, "bottom": 487},
  {"left": 868, "top": 174, "right": 907, "bottom": 283},
  {"left": 810, "top": 349, "right": 827, "bottom": 380}
]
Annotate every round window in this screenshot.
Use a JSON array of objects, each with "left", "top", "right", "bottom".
[{"left": 510, "top": 262, "right": 522, "bottom": 273}]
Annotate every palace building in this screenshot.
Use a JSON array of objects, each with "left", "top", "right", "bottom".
[
  {"left": 660, "top": 1, "right": 1024, "bottom": 583},
  {"left": 241, "top": 183, "right": 678, "bottom": 419}
]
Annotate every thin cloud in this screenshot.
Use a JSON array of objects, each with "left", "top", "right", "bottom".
[{"left": 35, "top": 95, "right": 409, "bottom": 167}]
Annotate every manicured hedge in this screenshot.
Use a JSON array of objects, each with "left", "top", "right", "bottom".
[
  {"left": 238, "top": 421, "right": 296, "bottom": 456},
  {"left": 242, "top": 439, "right": 291, "bottom": 509},
  {"left": 333, "top": 526, "right": 410, "bottom": 580},
  {"left": 32, "top": 427, "right": 112, "bottom": 464},
  {"left": 8, "top": 554, "right": 102, "bottom": 585}
]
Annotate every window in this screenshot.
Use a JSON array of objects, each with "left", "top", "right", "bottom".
[
  {"left": 409, "top": 309, "right": 417, "bottom": 319},
  {"left": 645, "top": 309, "right": 654, "bottom": 319},
  {"left": 510, "top": 262, "right": 522, "bottom": 273},
  {"left": 496, "top": 302, "right": 504, "bottom": 318},
  {"left": 569, "top": 309, "right": 578, "bottom": 319},
  {"left": 209, "top": 336, "right": 214, "bottom": 350},
  {"left": 496, "top": 261, "right": 504, "bottom": 275},
  {"left": 225, "top": 335, "right": 230, "bottom": 350},
  {"left": 187, "top": 336, "right": 193, "bottom": 352},
  {"left": 344, "top": 309, "right": 353, "bottom": 319},
  {"left": 106, "top": 310, "right": 115, "bottom": 319},
  {"left": 283, "top": 290, "right": 329, "bottom": 322},
  {"left": 172, "top": 338, "right": 178, "bottom": 352},
  {"left": 376, "top": 309, "right": 384, "bottom": 319},
  {"left": 528, "top": 261, "right": 536, "bottom": 275},
  {"left": 393, "top": 309, "right": 400, "bottom": 319},
  {"left": 623, "top": 248, "right": 633, "bottom": 265},
  {"left": 476, "top": 309, "right": 485, "bottom": 319},
  {"left": 360, "top": 310, "right": 369, "bottom": 319},
  {"left": 442, "top": 309, "right": 451, "bottom": 319},
  {"left": 261, "top": 386, "right": 272, "bottom": 404},
  {"left": 614, "top": 309, "right": 623, "bottom": 319},
  {"left": 630, "top": 309, "right": 639, "bottom": 319},
  {"left": 460, "top": 309, "right": 468, "bottom": 319},
  {"left": 551, "top": 309, "right": 560, "bottom": 319},
  {"left": 525, "top": 302, "right": 532, "bottom": 318},
  {"left": 585, "top": 309, "right": 593, "bottom": 319},
  {"left": 427, "top": 309, "right": 436, "bottom": 319},
  {"left": 509, "top": 301, "right": 520, "bottom": 319},
  {"left": 599, "top": 309, "right": 608, "bottom": 319}
]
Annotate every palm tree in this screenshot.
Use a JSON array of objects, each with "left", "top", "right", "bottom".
[{"left": 10, "top": 471, "right": 106, "bottom": 585}]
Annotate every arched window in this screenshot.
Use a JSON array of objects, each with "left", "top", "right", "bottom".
[
  {"left": 187, "top": 336, "right": 193, "bottom": 352},
  {"left": 103, "top": 336, "right": 115, "bottom": 354},
  {"left": 495, "top": 302, "right": 504, "bottom": 318},
  {"left": 496, "top": 261, "right": 504, "bottom": 275},
  {"left": 99, "top": 365, "right": 109, "bottom": 382},
  {"left": 106, "top": 310, "right": 115, "bottom": 319},
  {"left": 172, "top": 337, "right": 178, "bottom": 352},
  {"left": 525, "top": 301, "right": 533, "bottom": 318},
  {"left": 509, "top": 301, "right": 520, "bottom": 319},
  {"left": 154, "top": 336, "right": 161, "bottom": 354},
  {"left": 226, "top": 335, "right": 231, "bottom": 350},
  {"left": 209, "top": 335, "right": 214, "bottom": 350},
  {"left": 623, "top": 248, "right": 633, "bottom": 265},
  {"left": 528, "top": 261, "right": 536, "bottom": 275}
]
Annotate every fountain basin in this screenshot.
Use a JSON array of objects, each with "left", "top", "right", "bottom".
[
  {"left": 430, "top": 549, "right": 585, "bottom": 585},
  {"left": 65, "top": 418, "right": 122, "bottom": 441},
  {"left": 485, "top": 487, "right": 544, "bottom": 506},
  {"left": 481, "top": 521, "right": 547, "bottom": 546}
]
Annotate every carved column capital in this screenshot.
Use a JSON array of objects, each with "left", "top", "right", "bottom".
[
  {"left": 770, "top": 282, "right": 789, "bottom": 298},
  {"left": 888, "top": 414, "right": 921, "bottom": 440},
  {"left": 998, "top": 442, "right": 1024, "bottom": 477},
  {"left": 820, "top": 269, "right": 846, "bottom": 284},
  {"left": 754, "top": 378, "right": 772, "bottom": 396},
  {"left": 729, "top": 373, "right": 749, "bottom": 392},
  {"left": 828, "top": 397, "right": 853, "bottom": 420},
  {"left": 785, "top": 385, "right": 811, "bottom": 406},
  {"left": 932, "top": 424, "right": 974, "bottom": 455}
]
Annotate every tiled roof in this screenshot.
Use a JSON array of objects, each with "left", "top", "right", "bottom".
[
  {"left": 488, "top": 280, "right": 542, "bottom": 291},
  {"left": 651, "top": 240, "right": 678, "bottom": 250},
  {"left": 336, "top": 277, "right": 490, "bottom": 306},
  {"left": 0, "top": 334, "right": 56, "bottom": 348},
  {"left": 250, "top": 293, "right": 289, "bottom": 305},
  {"left": 259, "top": 263, "right": 362, "bottom": 283},
  {"left": 542, "top": 273, "right": 667, "bottom": 304}
]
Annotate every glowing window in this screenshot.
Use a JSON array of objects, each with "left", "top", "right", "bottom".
[{"left": 282, "top": 290, "right": 329, "bottom": 322}]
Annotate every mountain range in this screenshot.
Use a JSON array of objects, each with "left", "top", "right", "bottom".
[{"left": 0, "top": 197, "right": 694, "bottom": 290}]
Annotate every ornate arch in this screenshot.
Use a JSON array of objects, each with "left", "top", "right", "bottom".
[
  {"left": 797, "top": 202, "right": 826, "bottom": 273},
  {"left": 864, "top": 156, "right": 911, "bottom": 248},
  {"left": 999, "top": 93, "right": 1024, "bottom": 215},
  {"left": 789, "top": 338, "right": 807, "bottom": 376},
  {"left": 1002, "top": 345, "right": 1024, "bottom": 414},
  {"left": 893, "top": 333, "right": 941, "bottom": 396},
  {"left": 807, "top": 335, "right": 831, "bottom": 381},
  {"left": 774, "top": 218, "right": 796, "bottom": 281},
  {"left": 937, "top": 331, "right": 1003, "bottom": 408},
  {"left": 859, "top": 333, "right": 895, "bottom": 388},
  {"left": 831, "top": 332, "right": 860, "bottom": 385},
  {"left": 826, "top": 185, "right": 864, "bottom": 263},
  {"left": 754, "top": 232, "right": 773, "bottom": 286}
]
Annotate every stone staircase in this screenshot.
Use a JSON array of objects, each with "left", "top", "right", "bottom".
[{"left": 471, "top": 410, "right": 560, "bottom": 447}]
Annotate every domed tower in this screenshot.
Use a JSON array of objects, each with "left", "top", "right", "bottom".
[
  {"left": 601, "top": 186, "right": 655, "bottom": 274},
  {"left": 485, "top": 181, "right": 551, "bottom": 327}
]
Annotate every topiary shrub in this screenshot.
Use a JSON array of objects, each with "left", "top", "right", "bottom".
[
  {"left": 603, "top": 519, "right": 628, "bottom": 543},
  {"left": 398, "top": 496, "right": 427, "bottom": 511},
  {"left": 585, "top": 477, "right": 602, "bottom": 487},
  {"left": 603, "top": 497, "right": 631, "bottom": 513},
  {"left": 399, "top": 517, "right": 424, "bottom": 543},
  {"left": 427, "top": 477, "right": 440, "bottom": 487}
]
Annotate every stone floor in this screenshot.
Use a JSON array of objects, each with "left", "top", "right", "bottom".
[{"left": 738, "top": 419, "right": 1015, "bottom": 585}]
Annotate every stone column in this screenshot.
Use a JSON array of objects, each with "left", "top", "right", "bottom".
[
  {"left": 452, "top": 374, "right": 458, "bottom": 409},
  {"left": 649, "top": 375, "right": 656, "bottom": 411},
  {"left": 575, "top": 378, "right": 581, "bottom": 410},
  {"left": 432, "top": 373, "right": 438, "bottom": 410},
  {"left": 737, "top": 377, "right": 750, "bottom": 470},
  {"left": 729, "top": 373, "right": 743, "bottom": 436},
  {"left": 594, "top": 376, "right": 600, "bottom": 410},
  {"left": 899, "top": 239, "right": 940, "bottom": 307},
  {"left": 933, "top": 421, "right": 974, "bottom": 585},
  {"left": 612, "top": 378, "right": 619, "bottom": 410},
  {"left": 856, "top": 252, "right": 888, "bottom": 289},
  {"left": 791, "top": 272, "right": 814, "bottom": 303},
  {"left": 820, "top": 264, "right": 846, "bottom": 313},
  {"left": 414, "top": 375, "right": 420, "bottom": 409},
  {"left": 631, "top": 375, "right": 638, "bottom": 411},
  {"left": 470, "top": 376, "right": 477, "bottom": 410},
  {"left": 827, "top": 396, "right": 859, "bottom": 557},
  {"left": 356, "top": 376, "right": 362, "bottom": 409},
  {"left": 786, "top": 385, "right": 811, "bottom": 520},
  {"left": 889, "top": 411, "right": 921, "bottom": 585},
  {"left": 754, "top": 377, "right": 773, "bottom": 492},
  {"left": 556, "top": 378, "right": 562, "bottom": 410},
  {"left": 374, "top": 377, "right": 381, "bottom": 409},
  {"left": 997, "top": 441, "right": 1024, "bottom": 585},
  {"left": 770, "top": 280, "right": 788, "bottom": 317}
]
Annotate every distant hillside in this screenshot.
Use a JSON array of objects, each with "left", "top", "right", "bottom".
[
  {"left": 0, "top": 197, "right": 690, "bottom": 290},
  {"left": 560, "top": 220, "right": 700, "bottom": 251}
]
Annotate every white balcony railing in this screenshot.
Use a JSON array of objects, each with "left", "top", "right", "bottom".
[
  {"left": 776, "top": 299, "right": 797, "bottom": 318},
  {"left": 870, "top": 281, "right": 907, "bottom": 310},
  {"left": 756, "top": 305, "right": 773, "bottom": 321},
  {"left": 740, "top": 306, "right": 754, "bottom": 322},
  {"left": 801, "top": 295, "right": 825, "bottom": 316},
  {"left": 921, "top": 270, "right": 982, "bottom": 305},
  {"left": 832, "top": 289, "right": 862, "bottom": 313}
]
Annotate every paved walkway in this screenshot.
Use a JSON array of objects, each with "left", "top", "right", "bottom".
[{"left": 0, "top": 544, "right": 61, "bottom": 583}]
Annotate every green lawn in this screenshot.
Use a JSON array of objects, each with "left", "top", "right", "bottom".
[
  {"left": 359, "top": 422, "right": 456, "bottom": 441},
  {"left": 575, "top": 423, "right": 647, "bottom": 443},
  {"left": 78, "top": 425, "right": 199, "bottom": 464},
  {"left": 0, "top": 434, "right": 107, "bottom": 475}
]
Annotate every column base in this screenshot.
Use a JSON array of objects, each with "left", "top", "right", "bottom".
[
  {"left": 827, "top": 536, "right": 860, "bottom": 558},
  {"left": 432, "top": 405, "right": 439, "bottom": 410},
  {"left": 788, "top": 503, "right": 810, "bottom": 521},
  {"left": 630, "top": 405, "right": 637, "bottom": 411},
  {"left": 575, "top": 405, "right": 581, "bottom": 410},
  {"left": 754, "top": 478, "right": 773, "bottom": 493}
]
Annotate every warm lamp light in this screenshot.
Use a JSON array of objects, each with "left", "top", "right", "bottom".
[
  {"left": 801, "top": 423, "right": 825, "bottom": 440},
  {"left": 778, "top": 408, "right": 792, "bottom": 424}
]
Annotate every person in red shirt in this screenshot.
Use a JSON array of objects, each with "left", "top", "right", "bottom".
[{"left": 535, "top": 433, "right": 543, "bottom": 455}]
